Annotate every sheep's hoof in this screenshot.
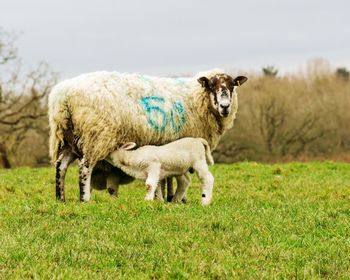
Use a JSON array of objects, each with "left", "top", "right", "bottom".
[
  {"left": 171, "top": 197, "right": 182, "bottom": 204},
  {"left": 154, "top": 194, "right": 164, "bottom": 202},
  {"left": 145, "top": 193, "right": 154, "bottom": 201},
  {"left": 201, "top": 197, "right": 211, "bottom": 206},
  {"left": 80, "top": 192, "right": 91, "bottom": 202},
  {"left": 107, "top": 187, "right": 116, "bottom": 196},
  {"left": 170, "top": 196, "right": 187, "bottom": 204},
  {"left": 144, "top": 195, "right": 154, "bottom": 201},
  {"left": 107, "top": 188, "right": 118, "bottom": 197}
]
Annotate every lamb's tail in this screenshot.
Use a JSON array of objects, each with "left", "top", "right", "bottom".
[
  {"left": 48, "top": 84, "right": 71, "bottom": 164},
  {"left": 199, "top": 138, "right": 214, "bottom": 165}
]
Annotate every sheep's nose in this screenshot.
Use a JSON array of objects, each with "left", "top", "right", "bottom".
[{"left": 220, "top": 104, "right": 229, "bottom": 109}]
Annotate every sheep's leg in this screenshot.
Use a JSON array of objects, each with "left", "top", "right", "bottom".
[
  {"left": 79, "top": 157, "right": 94, "bottom": 202},
  {"left": 166, "top": 177, "right": 174, "bottom": 202},
  {"left": 161, "top": 179, "right": 166, "bottom": 198},
  {"left": 193, "top": 161, "right": 214, "bottom": 206},
  {"left": 106, "top": 172, "right": 120, "bottom": 197},
  {"left": 144, "top": 163, "right": 161, "bottom": 201},
  {"left": 172, "top": 173, "right": 191, "bottom": 203},
  {"left": 55, "top": 149, "right": 76, "bottom": 202},
  {"left": 154, "top": 179, "right": 166, "bottom": 201}
]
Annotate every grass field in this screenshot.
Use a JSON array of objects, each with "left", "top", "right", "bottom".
[{"left": 1, "top": 162, "right": 350, "bottom": 279}]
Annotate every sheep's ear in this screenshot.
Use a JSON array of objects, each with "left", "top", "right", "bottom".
[
  {"left": 197, "top": 77, "right": 210, "bottom": 89},
  {"left": 234, "top": 76, "right": 248, "bottom": 87},
  {"left": 121, "top": 142, "right": 137, "bottom": 150}
]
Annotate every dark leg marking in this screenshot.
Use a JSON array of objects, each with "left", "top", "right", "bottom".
[
  {"left": 79, "top": 179, "right": 86, "bottom": 200},
  {"left": 79, "top": 158, "right": 93, "bottom": 202},
  {"left": 55, "top": 150, "right": 76, "bottom": 202},
  {"left": 79, "top": 171, "right": 87, "bottom": 201},
  {"left": 79, "top": 161, "right": 86, "bottom": 201},
  {"left": 55, "top": 161, "right": 64, "bottom": 201}
]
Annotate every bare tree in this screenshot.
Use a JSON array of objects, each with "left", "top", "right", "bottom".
[
  {"left": 258, "top": 98, "right": 285, "bottom": 153},
  {"left": 0, "top": 28, "right": 57, "bottom": 168}
]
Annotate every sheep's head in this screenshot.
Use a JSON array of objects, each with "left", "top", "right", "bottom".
[{"left": 198, "top": 74, "right": 248, "bottom": 118}]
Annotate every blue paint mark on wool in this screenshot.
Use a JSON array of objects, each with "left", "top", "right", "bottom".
[
  {"left": 140, "top": 96, "right": 187, "bottom": 133},
  {"left": 140, "top": 96, "right": 168, "bottom": 132},
  {"left": 170, "top": 101, "right": 186, "bottom": 133}
]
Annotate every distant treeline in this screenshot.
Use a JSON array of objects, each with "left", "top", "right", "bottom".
[
  {"left": 215, "top": 61, "right": 350, "bottom": 163},
  {"left": 1, "top": 27, "right": 349, "bottom": 167}
]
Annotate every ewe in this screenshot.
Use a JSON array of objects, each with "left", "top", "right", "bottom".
[{"left": 49, "top": 70, "right": 247, "bottom": 201}]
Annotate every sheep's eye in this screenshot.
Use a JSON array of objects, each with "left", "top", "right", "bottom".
[{"left": 209, "top": 82, "right": 215, "bottom": 90}]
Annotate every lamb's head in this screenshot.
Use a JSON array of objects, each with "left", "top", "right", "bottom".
[
  {"left": 198, "top": 74, "right": 248, "bottom": 118},
  {"left": 108, "top": 142, "right": 137, "bottom": 166}
]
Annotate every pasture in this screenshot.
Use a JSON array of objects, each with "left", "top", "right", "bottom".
[{"left": 1, "top": 162, "right": 350, "bottom": 279}]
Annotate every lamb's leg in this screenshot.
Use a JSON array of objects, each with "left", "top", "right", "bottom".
[
  {"left": 154, "top": 179, "right": 166, "bottom": 201},
  {"left": 172, "top": 173, "right": 191, "bottom": 203},
  {"left": 106, "top": 172, "right": 120, "bottom": 197},
  {"left": 166, "top": 177, "right": 174, "bottom": 202},
  {"left": 55, "top": 149, "right": 76, "bottom": 202},
  {"left": 193, "top": 160, "right": 214, "bottom": 206},
  {"left": 144, "top": 163, "right": 161, "bottom": 201},
  {"left": 79, "top": 157, "right": 94, "bottom": 202},
  {"left": 180, "top": 173, "right": 190, "bottom": 204}
]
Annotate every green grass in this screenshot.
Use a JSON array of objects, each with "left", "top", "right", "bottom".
[{"left": 1, "top": 162, "right": 350, "bottom": 279}]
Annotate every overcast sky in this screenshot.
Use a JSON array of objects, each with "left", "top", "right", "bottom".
[{"left": 1, "top": 0, "right": 349, "bottom": 78}]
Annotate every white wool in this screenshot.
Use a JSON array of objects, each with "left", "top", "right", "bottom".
[{"left": 49, "top": 69, "right": 238, "bottom": 165}]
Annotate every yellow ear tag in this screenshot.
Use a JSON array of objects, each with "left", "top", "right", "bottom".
[{"left": 237, "top": 80, "right": 241, "bottom": 86}]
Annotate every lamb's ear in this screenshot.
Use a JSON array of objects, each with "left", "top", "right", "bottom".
[
  {"left": 121, "top": 142, "right": 137, "bottom": 150},
  {"left": 197, "top": 77, "right": 210, "bottom": 89},
  {"left": 233, "top": 76, "right": 248, "bottom": 87}
]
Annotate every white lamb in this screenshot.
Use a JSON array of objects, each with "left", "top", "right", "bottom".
[
  {"left": 48, "top": 69, "right": 248, "bottom": 202},
  {"left": 107, "top": 137, "right": 214, "bottom": 205}
]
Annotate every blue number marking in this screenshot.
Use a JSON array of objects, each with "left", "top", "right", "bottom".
[
  {"left": 140, "top": 96, "right": 186, "bottom": 133},
  {"left": 170, "top": 101, "right": 186, "bottom": 133},
  {"left": 140, "top": 96, "right": 167, "bottom": 132}
]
